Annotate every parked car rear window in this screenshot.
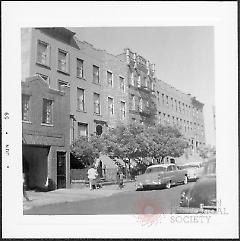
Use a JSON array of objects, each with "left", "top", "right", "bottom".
[{"left": 145, "top": 166, "right": 166, "bottom": 174}]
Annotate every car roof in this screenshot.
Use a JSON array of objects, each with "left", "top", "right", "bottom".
[
  {"left": 180, "top": 162, "right": 201, "bottom": 166},
  {"left": 147, "top": 164, "right": 174, "bottom": 169}
]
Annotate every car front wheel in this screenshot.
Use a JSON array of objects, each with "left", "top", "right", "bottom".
[
  {"left": 165, "top": 181, "right": 171, "bottom": 189},
  {"left": 183, "top": 176, "right": 188, "bottom": 184}
]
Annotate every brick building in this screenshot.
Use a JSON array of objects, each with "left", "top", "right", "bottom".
[
  {"left": 21, "top": 27, "right": 206, "bottom": 186},
  {"left": 117, "top": 48, "right": 157, "bottom": 126},
  {"left": 22, "top": 76, "right": 70, "bottom": 190},
  {"left": 155, "top": 79, "right": 205, "bottom": 150}
]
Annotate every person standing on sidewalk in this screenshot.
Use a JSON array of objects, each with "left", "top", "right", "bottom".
[{"left": 87, "top": 165, "right": 98, "bottom": 190}]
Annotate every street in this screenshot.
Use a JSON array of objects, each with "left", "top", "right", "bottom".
[{"left": 24, "top": 182, "right": 194, "bottom": 215}]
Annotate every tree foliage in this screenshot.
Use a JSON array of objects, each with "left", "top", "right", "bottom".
[
  {"left": 101, "top": 122, "right": 188, "bottom": 162},
  {"left": 70, "top": 135, "right": 103, "bottom": 167},
  {"left": 70, "top": 123, "right": 189, "bottom": 167}
]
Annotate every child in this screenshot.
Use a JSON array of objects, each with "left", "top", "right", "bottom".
[{"left": 119, "top": 172, "right": 124, "bottom": 189}]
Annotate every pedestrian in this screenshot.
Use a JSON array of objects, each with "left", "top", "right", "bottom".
[
  {"left": 23, "top": 173, "right": 30, "bottom": 201},
  {"left": 119, "top": 171, "right": 124, "bottom": 189},
  {"left": 87, "top": 165, "right": 98, "bottom": 190},
  {"left": 102, "top": 164, "right": 106, "bottom": 178}
]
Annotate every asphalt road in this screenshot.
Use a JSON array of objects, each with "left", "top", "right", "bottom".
[{"left": 24, "top": 182, "right": 194, "bottom": 215}]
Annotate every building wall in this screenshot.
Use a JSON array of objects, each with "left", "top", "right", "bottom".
[
  {"left": 22, "top": 76, "right": 70, "bottom": 189},
  {"left": 21, "top": 28, "right": 130, "bottom": 140},
  {"left": 155, "top": 78, "right": 205, "bottom": 149},
  {"left": 118, "top": 48, "right": 157, "bottom": 126}
]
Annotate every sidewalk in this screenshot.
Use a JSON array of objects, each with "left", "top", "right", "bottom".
[{"left": 23, "top": 181, "right": 136, "bottom": 211}]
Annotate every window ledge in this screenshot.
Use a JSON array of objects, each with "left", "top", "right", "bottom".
[
  {"left": 57, "top": 69, "right": 70, "bottom": 76},
  {"left": 94, "top": 113, "right": 102, "bottom": 117},
  {"left": 76, "top": 109, "right": 87, "bottom": 113},
  {"left": 76, "top": 76, "right": 87, "bottom": 81},
  {"left": 92, "top": 82, "right": 101, "bottom": 86},
  {"left": 36, "top": 62, "right": 51, "bottom": 70},
  {"left": 22, "top": 120, "right": 32, "bottom": 124},
  {"left": 41, "top": 123, "right": 54, "bottom": 127}
]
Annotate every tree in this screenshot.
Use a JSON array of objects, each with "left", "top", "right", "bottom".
[
  {"left": 101, "top": 122, "right": 188, "bottom": 164},
  {"left": 70, "top": 135, "right": 104, "bottom": 167},
  {"left": 147, "top": 124, "right": 189, "bottom": 162}
]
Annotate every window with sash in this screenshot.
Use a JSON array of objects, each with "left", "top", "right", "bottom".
[
  {"left": 119, "top": 76, "right": 125, "bottom": 92},
  {"left": 42, "top": 99, "right": 53, "bottom": 124},
  {"left": 120, "top": 101, "right": 126, "bottom": 119},
  {"left": 93, "top": 93, "right": 100, "bottom": 114},
  {"left": 78, "top": 122, "right": 88, "bottom": 137},
  {"left": 77, "top": 58, "right": 84, "bottom": 78},
  {"left": 107, "top": 71, "right": 113, "bottom": 87},
  {"left": 108, "top": 97, "right": 114, "bottom": 116},
  {"left": 58, "top": 49, "right": 69, "bottom": 73},
  {"left": 37, "top": 40, "right": 50, "bottom": 66},
  {"left": 139, "top": 97, "right": 143, "bottom": 112},
  {"left": 77, "top": 88, "right": 85, "bottom": 111},
  {"left": 22, "top": 94, "right": 30, "bottom": 121},
  {"left": 93, "top": 65, "right": 100, "bottom": 84}
]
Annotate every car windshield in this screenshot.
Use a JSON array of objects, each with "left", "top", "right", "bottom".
[{"left": 145, "top": 166, "right": 166, "bottom": 174}]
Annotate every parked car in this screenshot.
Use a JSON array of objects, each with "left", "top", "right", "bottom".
[
  {"left": 135, "top": 163, "right": 188, "bottom": 190},
  {"left": 176, "top": 157, "right": 216, "bottom": 214},
  {"left": 177, "top": 162, "right": 204, "bottom": 181}
]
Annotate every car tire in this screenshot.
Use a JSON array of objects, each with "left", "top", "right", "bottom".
[
  {"left": 165, "top": 181, "right": 171, "bottom": 189},
  {"left": 183, "top": 176, "right": 188, "bottom": 184}
]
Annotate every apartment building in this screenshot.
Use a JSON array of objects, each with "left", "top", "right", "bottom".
[
  {"left": 117, "top": 48, "right": 157, "bottom": 126},
  {"left": 21, "top": 27, "right": 206, "bottom": 188},
  {"left": 155, "top": 79, "right": 205, "bottom": 149},
  {"left": 21, "top": 27, "right": 129, "bottom": 140}
]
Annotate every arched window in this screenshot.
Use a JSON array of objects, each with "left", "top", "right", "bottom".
[{"left": 96, "top": 125, "right": 103, "bottom": 136}]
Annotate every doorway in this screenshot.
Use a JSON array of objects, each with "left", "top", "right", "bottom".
[{"left": 57, "top": 152, "right": 66, "bottom": 189}]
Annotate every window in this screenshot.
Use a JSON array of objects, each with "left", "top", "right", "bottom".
[
  {"left": 144, "top": 76, "right": 148, "bottom": 87},
  {"left": 162, "top": 94, "right": 165, "bottom": 105},
  {"left": 42, "top": 99, "right": 53, "bottom": 124},
  {"left": 36, "top": 73, "right": 50, "bottom": 85},
  {"left": 77, "top": 88, "right": 85, "bottom": 111},
  {"left": 137, "top": 75, "right": 141, "bottom": 87},
  {"left": 22, "top": 94, "right": 30, "bottom": 121},
  {"left": 119, "top": 76, "right": 125, "bottom": 92},
  {"left": 78, "top": 123, "right": 88, "bottom": 137},
  {"left": 77, "top": 58, "right": 84, "bottom": 78},
  {"left": 58, "top": 49, "right": 69, "bottom": 73},
  {"left": 158, "top": 112, "right": 161, "bottom": 123},
  {"left": 157, "top": 91, "right": 160, "bottom": 101},
  {"left": 108, "top": 97, "right": 114, "bottom": 115},
  {"left": 166, "top": 96, "right": 169, "bottom": 106},
  {"left": 120, "top": 101, "right": 126, "bottom": 119},
  {"left": 58, "top": 80, "right": 68, "bottom": 92},
  {"left": 179, "top": 101, "right": 181, "bottom": 112},
  {"left": 139, "top": 97, "right": 143, "bottom": 112},
  {"left": 93, "top": 93, "right": 100, "bottom": 114},
  {"left": 171, "top": 98, "right": 173, "bottom": 108},
  {"left": 130, "top": 94, "right": 135, "bottom": 111},
  {"left": 93, "top": 65, "right": 100, "bottom": 84},
  {"left": 182, "top": 103, "right": 185, "bottom": 114},
  {"left": 130, "top": 72, "right": 134, "bottom": 86},
  {"left": 37, "top": 40, "right": 50, "bottom": 66},
  {"left": 151, "top": 80, "right": 154, "bottom": 91},
  {"left": 107, "top": 71, "right": 113, "bottom": 87},
  {"left": 175, "top": 100, "right": 178, "bottom": 111}
]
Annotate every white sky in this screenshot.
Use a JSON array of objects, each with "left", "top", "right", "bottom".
[{"left": 70, "top": 26, "right": 215, "bottom": 145}]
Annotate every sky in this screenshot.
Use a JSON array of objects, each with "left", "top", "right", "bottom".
[{"left": 70, "top": 26, "right": 215, "bottom": 146}]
